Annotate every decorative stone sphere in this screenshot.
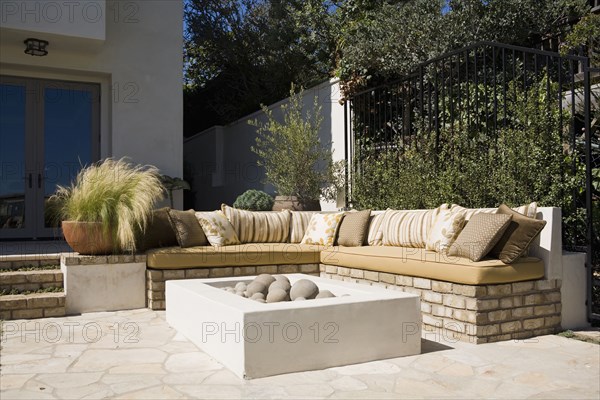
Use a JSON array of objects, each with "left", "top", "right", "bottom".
[
  {"left": 316, "top": 290, "right": 335, "bottom": 299},
  {"left": 293, "top": 297, "right": 306, "bottom": 301},
  {"left": 290, "top": 279, "right": 319, "bottom": 300},
  {"left": 266, "top": 288, "right": 290, "bottom": 303},
  {"left": 246, "top": 281, "right": 268, "bottom": 297},
  {"left": 254, "top": 274, "right": 276, "bottom": 287},
  {"left": 254, "top": 298, "right": 266, "bottom": 303},
  {"left": 274, "top": 275, "right": 290, "bottom": 284},
  {"left": 235, "top": 282, "right": 247, "bottom": 292},
  {"left": 269, "top": 279, "right": 291, "bottom": 292},
  {"left": 250, "top": 292, "right": 265, "bottom": 300}
]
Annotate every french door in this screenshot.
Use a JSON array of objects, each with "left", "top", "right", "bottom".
[{"left": 0, "top": 76, "right": 100, "bottom": 239}]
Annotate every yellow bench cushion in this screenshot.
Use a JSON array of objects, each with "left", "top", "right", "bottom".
[
  {"left": 320, "top": 246, "right": 544, "bottom": 285},
  {"left": 147, "top": 243, "right": 323, "bottom": 269}
]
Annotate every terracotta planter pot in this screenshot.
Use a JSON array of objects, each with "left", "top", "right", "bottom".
[
  {"left": 272, "top": 196, "right": 321, "bottom": 211},
  {"left": 62, "top": 221, "right": 114, "bottom": 255}
]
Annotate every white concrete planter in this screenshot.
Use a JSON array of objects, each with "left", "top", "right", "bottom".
[{"left": 61, "top": 256, "right": 146, "bottom": 315}]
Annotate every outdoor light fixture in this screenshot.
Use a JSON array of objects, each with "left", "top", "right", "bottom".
[{"left": 24, "top": 38, "right": 49, "bottom": 56}]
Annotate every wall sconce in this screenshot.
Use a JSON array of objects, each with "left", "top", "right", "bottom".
[{"left": 24, "top": 38, "right": 49, "bottom": 56}]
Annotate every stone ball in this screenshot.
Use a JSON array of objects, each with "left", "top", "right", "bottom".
[
  {"left": 254, "top": 298, "right": 266, "bottom": 303},
  {"left": 269, "top": 279, "right": 291, "bottom": 293},
  {"left": 246, "top": 281, "right": 268, "bottom": 297},
  {"left": 235, "top": 282, "right": 247, "bottom": 292},
  {"left": 290, "top": 279, "right": 319, "bottom": 300},
  {"left": 266, "top": 288, "right": 290, "bottom": 303},
  {"left": 274, "top": 275, "right": 290, "bottom": 284},
  {"left": 250, "top": 292, "right": 265, "bottom": 300},
  {"left": 316, "top": 290, "right": 335, "bottom": 299},
  {"left": 254, "top": 274, "right": 276, "bottom": 287},
  {"left": 293, "top": 297, "right": 306, "bottom": 301}
]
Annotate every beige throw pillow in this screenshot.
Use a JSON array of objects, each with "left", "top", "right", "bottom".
[
  {"left": 300, "top": 212, "right": 345, "bottom": 247},
  {"left": 221, "top": 205, "right": 290, "bottom": 243},
  {"left": 167, "top": 209, "right": 208, "bottom": 248},
  {"left": 447, "top": 213, "right": 512, "bottom": 261},
  {"left": 195, "top": 210, "right": 240, "bottom": 247},
  {"left": 336, "top": 209, "right": 371, "bottom": 247},
  {"left": 425, "top": 209, "right": 466, "bottom": 253},
  {"left": 489, "top": 204, "right": 547, "bottom": 264}
]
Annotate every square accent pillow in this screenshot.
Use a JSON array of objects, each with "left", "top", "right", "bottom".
[
  {"left": 447, "top": 213, "right": 512, "bottom": 261},
  {"left": 167, "top": 209, "right": 208, "bottom": 248},
  {"left": 195, "top": 210, "right": 240, "bottom": 247},
  {"left": 221, "top": 205, "right": 290, "bottom": 243},
  {"left": 336, "top": 209, "right": 371, "bottom": 247},
  {"left": 366, "top": 211, "right": 387, "bottom": 246},
  {"left": 289, "top": 211, "right": 320, "bottom": 243},
  {"left": 137, "top": 207, "right": 178, "bottom": 250},
  {"left": 300, "top": 212, "right": 345, "bottom": 247},
  {"left": 489, "top": 204, "right": 547, "bottom": 264},
  {"left": 425, "top": 209, "right": 466, "bottom": 253}
]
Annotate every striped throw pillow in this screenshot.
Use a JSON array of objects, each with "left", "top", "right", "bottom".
[
  {"left": 289, "top": 211, "right": 320, "bottom": 243},
  {"left": 222, "top": 205, "right": 291, "bottom": 243},
  {"left": 381, "top": 204, "right": 448, "bottom": 248},
  {"left": 366, "top": 211, "right": 387, "bottom": 246}
]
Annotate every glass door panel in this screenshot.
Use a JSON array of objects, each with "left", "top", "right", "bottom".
[
  {"left": 38, "top": 83, "right": 99, "bottom": 236},
  {"left": 0, "top": 82, "right": 34, "bottom": 237}
]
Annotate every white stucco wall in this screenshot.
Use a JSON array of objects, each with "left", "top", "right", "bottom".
[
  {"left": 184, "top": 79, "right": 346, "bottom": 211},
  {"left": 0, "top": 0, "right": 183, "bottom": 208}
]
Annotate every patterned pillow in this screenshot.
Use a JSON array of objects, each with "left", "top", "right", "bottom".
[
  {"left": 425, "top": 209, "right": 466, "bottom": 253},
  {"left": 336, "top": 209, "right": 371, "bottom": 247},
  {"left": 300, "top": 212, "right": 345, "bottom": 247},
  {"left": 195, "top": 211, "right": 240, "bottom": 247},
  {"left": 381, "top": 204, "right": 448, "bottom": 248},
  {"left": 289, "top": 211, "right": 320, "bottom": 243},
  {"left": 221, "top": 205, "right": 290, "bottom": 243},
  {"left": 447, "top": 213, "right": 512, "bottom": 261},
  {"left": 366, "top": 211, "right": 387, "bottom": 246}
]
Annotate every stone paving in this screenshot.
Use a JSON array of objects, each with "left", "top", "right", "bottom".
[{"left": 1, "top": 309, "right": 598, "bottom": 399}]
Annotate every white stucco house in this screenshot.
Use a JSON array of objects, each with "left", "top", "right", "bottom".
[{"left": 0, "top": 0, "right": 183, "bottom": 239}]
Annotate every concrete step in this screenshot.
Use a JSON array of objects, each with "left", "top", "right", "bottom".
[
  {"left": 0, "top": 269, "right": 63, "bottom": 294},
  {"left": 0, "top": 254, "right": 61, "bottom": 269},
  {"left": 0, "top": 292, "right": 66, "bottom": 320}
]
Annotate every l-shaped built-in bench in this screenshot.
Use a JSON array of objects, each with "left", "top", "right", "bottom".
[
  {"left": 53, "top": 207, "right": 587, "bottom": 344},
  {"left": 141, "top": 207, "right": 588, "bottom": 344}
]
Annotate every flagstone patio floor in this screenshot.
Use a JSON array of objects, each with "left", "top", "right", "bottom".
[{"left": 1, "top": 309, "right": 598, "bottom": 399}]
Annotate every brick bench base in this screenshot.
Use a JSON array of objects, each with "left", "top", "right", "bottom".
[
  {"left": 320, "top": 264, "right": 561, "bottom": 344},
  {"left": 146, "top": 264, "right": 320, "bottom": 310}
]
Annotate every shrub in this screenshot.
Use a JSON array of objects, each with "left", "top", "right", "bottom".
[
  {"left": 249, "top": 86, "right": 338, "bottom": 202},
  {"left": 50, "top": 158, "right": 165, "bottom": 252},
  {"left": 233, "top": 190, "right": 274, "bottom": 211}
]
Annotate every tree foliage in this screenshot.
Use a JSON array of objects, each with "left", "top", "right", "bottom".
[{"left": 184, "top": 0, "right": 337, "bottom": 135}]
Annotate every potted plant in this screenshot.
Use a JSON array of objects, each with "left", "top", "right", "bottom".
[
  {"left": 50, "top": 158, "right": 165, "bottom": 255},
  {"left": 233, "top": 190, "right": 274, "bottom": 211},
  {"left": 249, "top": 86, "right": 339, "bottom": 211}
]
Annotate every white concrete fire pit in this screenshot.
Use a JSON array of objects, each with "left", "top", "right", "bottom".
[{"left": 166, "top": 274, "right": 421, "bottom": 379}]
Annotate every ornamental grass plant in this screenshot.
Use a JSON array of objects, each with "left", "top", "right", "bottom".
[{"left": 50, "top": 158, "right": 165, "bottom": 252}]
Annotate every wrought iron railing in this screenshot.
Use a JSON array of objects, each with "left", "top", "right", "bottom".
[{"left": 344, "top": 41, "right": 599, "bottom": 321}]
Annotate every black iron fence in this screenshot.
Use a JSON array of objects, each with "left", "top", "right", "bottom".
[{"left": 344, "top": 41, "right": 599, "bottom": 322}]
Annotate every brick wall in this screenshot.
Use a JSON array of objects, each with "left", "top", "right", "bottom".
[
  {"left": 146, "top": 264, "right": 320, "bottom": 310},
  {"left": 320, "top": 264, "right": 561, "bottom": 344}
]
